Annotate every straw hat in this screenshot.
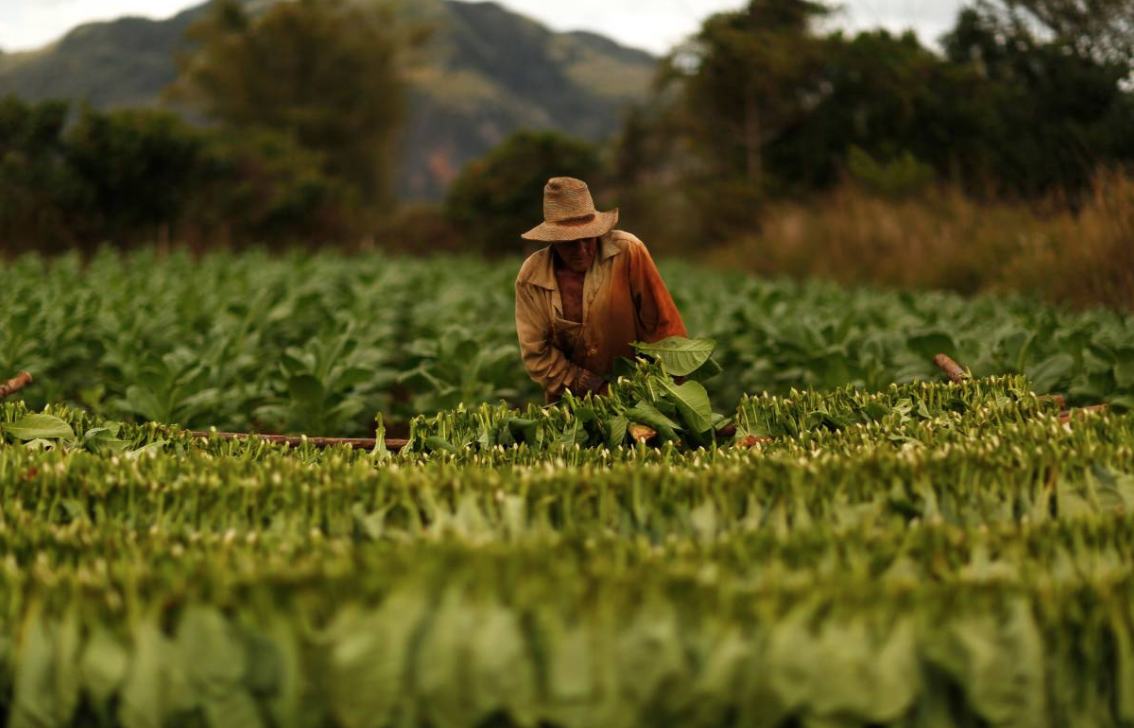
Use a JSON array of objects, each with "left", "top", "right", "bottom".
[{"left": 521, "top": 177, "right": 619, "bottom": 242}]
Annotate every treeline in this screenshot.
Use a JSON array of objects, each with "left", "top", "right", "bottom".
[
  {"left": 1, "top": 0, "right": 414, "bottom": 252},
  {"left": 2, "top": 0, "right": 1133, "bottom": 271},
  {"left": 0, "top": 99, "right": 360, "bottom": 252},
  {"left": 453, "top": 0, "right": 1134, "bottom": 254}
]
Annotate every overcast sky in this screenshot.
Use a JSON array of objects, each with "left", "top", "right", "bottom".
[{"left": 0, "top": 0, "right": 967, "bottom": 55}]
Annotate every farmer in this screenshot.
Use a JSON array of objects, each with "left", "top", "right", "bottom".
[{"left": 515, "top": 177, "right": 687, "bottom": 402}]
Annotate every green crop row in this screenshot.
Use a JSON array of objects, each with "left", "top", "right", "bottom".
[
  {"left": 3, "top": 248, "right": 1133, "bottom": 436},
  {"left": 2, "top": 367, "right": 1134, "bottom": 726},
  {"left": 0, "top": 369, "right": 1094, "bottom": 467},
  {"left": 1, "top": 516, "right": 1133, "bottom": 728}
]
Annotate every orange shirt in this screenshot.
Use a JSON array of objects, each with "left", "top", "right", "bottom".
[{"left": 515, "top": 230, "right": 687, "bottom": 400}]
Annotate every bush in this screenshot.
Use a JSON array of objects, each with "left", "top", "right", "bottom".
[{"left": 846, "top": 147, "right": 936, "bottom": 200}]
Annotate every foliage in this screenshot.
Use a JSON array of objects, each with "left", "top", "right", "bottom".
[
  {"left": 0, "top": 97, "right": 357, "bottom": 250},
  {"left": 0, "top": 371, "right": 1133, "bottom": 725},
  {"left": 942, "top": 3, "right": 1134, "bottom": 196},
  {"left": 0, "top": 0, "right": 655, "bottom": 202},
  {"left": 964, "top": 0, "right": 1134, "bottom": 68},
  {"left": 0, "top": 97, "right": 89, "bottom": 252},
  {"left": 66, "top": 105, "right": 206, "bottom": 243},
  {"left": 622, "top": 0, "right": 1134, "bottom": 245},
  {"left": 3, "top": 248, "right": 1134, "bottom": 438},
  {"left": 663, "top": 0, "right": 832, "bottom": 190},
  {"left": 845, "top": 147, "right": 936, "bottom": 199},
  {"left": 404, "top": 340, "right": 728, "bottom": 454},
  {"left": 445, "top": 130, "right": 604, "bottom": 254},
  {"left": 168, "top": 0, "right": 421, "bottom": 217}
]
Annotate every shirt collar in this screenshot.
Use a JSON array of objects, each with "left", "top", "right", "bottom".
[{"left": 522, "top": 234, "right": 621, "bottom": 291}]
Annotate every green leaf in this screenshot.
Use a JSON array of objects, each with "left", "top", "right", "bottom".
[
  {"left": 125, "top": 441, "right": 166, "bottom": 461},
  {"left": 508, "top": 417, "right": 541, "bottom": 448},
  {"left": 177, "top": 605, "right": 245, "bottom": 692},
  {"left": 631, "top": 337, "right": 717, "bottom": 376},
  {"left": 1115, "top": 352, "right": 1134, "bottom": 389},
  {"left": 1108, "top": 395, "right": 1134, "bottom": 413},
  {"left": 325, "top": 594, "right": 423, "bottom": 728},
  {"left": 81, "top": 626, "right": 130, "bottom": 708},
  {"left": 661, "top": 379, "right": 715, "bottom": 433},
  {"left": 859, "top": 402, "right": 892, "bottom": 422},
  {"left": 686, "top": 357, "right": 723, "bottom": 383},
  {"left": 557, "top": 419, "right": 589, "bottom": 448},
  {"left": 81, "top": 426, "right": 130, "bottom": 455},
  {"left": 287, "top": 374, "right": 324, "bottom": 403},
  {"left": 908, "top": 330, "right": 958, "bottom": 360},
  {"left": 425, "top": 436, "right": 459, "bottom": 454},
  {"left": 119, "top": 621, "right": 171, "bottom": 728},
  {"left": 605, "top": 415, "right": 628, "bottom": 448},
  {"left": 123, "top": 386, "right": 166, "bottom": 423},
  {"left": 10, "top": 608, "right": 82, "bottom": 728},
  {"left": 611, "top": 356, "right": 638, "bottom": 380},
  {"left": 468, "top": 604, "right": 537, "bottom": 723},
  {"left": 370, "top": 413, "right": 391, "bottom": 460},
  {"left": 625, "top": 402, "right": 682, "bottom": 433},
  {"left": 2, "top": 414, "right": 75, "bottom": 441},
  {"left": 1026, "top": 353, "right": 1075, "bottom": 393}
]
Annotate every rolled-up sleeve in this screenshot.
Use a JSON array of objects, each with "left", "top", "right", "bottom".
[
  {"left": 627, "top": 240, "right": 687, "bottom": 342},
  {"left": 515, "top": 280, "right": 587, "bottom": 397}
]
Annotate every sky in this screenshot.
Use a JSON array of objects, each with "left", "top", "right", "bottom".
[{"left": 0, "top": 0, "right": 967, "bottom": 55}]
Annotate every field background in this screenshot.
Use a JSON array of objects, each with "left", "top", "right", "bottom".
[{"left": 3, "top": 250, "right": 1134, "bottom": 437}]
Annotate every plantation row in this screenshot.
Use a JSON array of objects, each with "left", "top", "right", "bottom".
[
  {"left": 2, "top": 370, "right": 1134, "bottom": 726},
  {"left": 1, "top": 397, "right": 1131, "bottom": 537},
  {"left": 2, "top": 249, "right": 1133, "bottom": 435}
]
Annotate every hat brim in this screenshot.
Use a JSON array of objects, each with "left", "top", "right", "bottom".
[{"left": 521, "top": 209, "right": 619, "bottom": 242}]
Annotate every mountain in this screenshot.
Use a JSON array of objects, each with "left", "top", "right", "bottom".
[{"left": 0, "top": 0, "right": 656, "bottom": 199}]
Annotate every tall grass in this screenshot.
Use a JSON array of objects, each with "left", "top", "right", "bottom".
[{"left": 707, "top": 170, "right": 1134, "bottom": 310}]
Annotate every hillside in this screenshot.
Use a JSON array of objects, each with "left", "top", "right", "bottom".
[{"left": 0, "top": 0, "right": 656, "bottom": 198}]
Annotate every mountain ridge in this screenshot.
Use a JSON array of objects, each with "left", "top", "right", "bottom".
[{"left": 0, "top": 0, "right": 657, "bottom": 199}]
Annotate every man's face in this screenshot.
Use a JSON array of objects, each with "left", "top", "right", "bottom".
[{"left": 553, "top": 237, "right": 597, "bottom": 274}]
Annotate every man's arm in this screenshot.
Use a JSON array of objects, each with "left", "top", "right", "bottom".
[
  {"left": 515, "top": 280, "right": 603, "bottom": 397},
  {"left": 626, "top": 238, "right": 688, "bottom": 341}
]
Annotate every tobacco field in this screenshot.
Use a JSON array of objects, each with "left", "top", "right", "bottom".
[
  {"left": 3, "top": 249, "right": 1134, "bottom": 435},
  {"left": 2, "top": 248, "right": 1134, "bottom": 727}
]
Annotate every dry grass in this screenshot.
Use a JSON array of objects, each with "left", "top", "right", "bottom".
[{"left": 706, "top": 170, "right": 1134, "bottom": 310}]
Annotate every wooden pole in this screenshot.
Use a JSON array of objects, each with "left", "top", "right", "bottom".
[
  {"left": 0, "top": 372, "right": 32, "bottom": 401},
  {"left": 932, "top": 354, "right": 968, "bottom": 384},
  {"left": 1058, "top": 404, "right": 1109, "bottom": 424},
  {"left": 189, "top": 431, "right": 409, "bottom": 451}
]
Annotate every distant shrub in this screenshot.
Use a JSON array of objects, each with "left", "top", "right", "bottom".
[{"left": 846, "top": 147, "right": 936, "bottom": 199}]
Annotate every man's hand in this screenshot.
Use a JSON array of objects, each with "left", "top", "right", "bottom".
[{"left": 574, "top": 369, "right": 607, "bottom": 396}]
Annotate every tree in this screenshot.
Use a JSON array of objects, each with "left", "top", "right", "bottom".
[
  {"left": 943, "top": 3, "right": 1134, "bottom": 196},
  {"left": 0, "top": 97, "right": 91, "bottom": 252},
  {"left": 445, "top": 131, "right": 603, "bottom": 255},
  {"left": 67, "top": 105, "right": 206, "bottom": 245},
  {"left": 0, "top": 97, "right": 363, "bottom": 251},
  {"left": 619, "top": 0, "right": 835, "bottom": 244},
  {"left": 168, "top": 0, "right": 420, "bottom": 218},
  {"left": 963, "top": 0, "right": 1134, "bottom": 68},
  {"left": 188, "top": 127, "right": 359, "bottom": 247},
  {"left": 664, "top": 0, "right": 833, "bottom": 190}
]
